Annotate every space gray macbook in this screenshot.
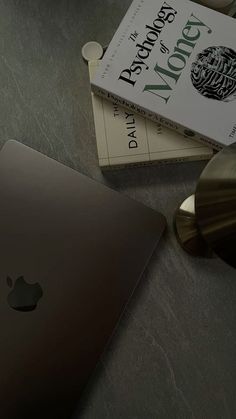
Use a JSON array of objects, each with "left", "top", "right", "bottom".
[{"left": 0, "top": 140, "right": 165, "bottom": 418}]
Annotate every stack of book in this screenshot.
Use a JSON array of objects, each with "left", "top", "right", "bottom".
[{"left": 90, "top": 0, "right": 236, "bottom": 169}]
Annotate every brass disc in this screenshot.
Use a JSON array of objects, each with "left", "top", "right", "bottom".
[
  {"left": 195, "top": 143, "right": 236, "bottom": 268},
  {"left": 174, "top": 194, "right": 212, "bottom": 257}
]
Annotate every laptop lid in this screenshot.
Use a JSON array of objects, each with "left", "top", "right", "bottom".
[{"left": 0, "top": 141, "right": 165, "bottom": 418}]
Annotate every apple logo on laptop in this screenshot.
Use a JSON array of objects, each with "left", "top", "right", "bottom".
[{"left": 7, "top": 276, "right": 43, "bottom": 312}]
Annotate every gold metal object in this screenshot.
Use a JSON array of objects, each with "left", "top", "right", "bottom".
[
  {"left": 195, "top": 143, "right": 236, "bottom": 268},
  {"left": 174, "top": 194, "right": 212, "bottom": 257}
]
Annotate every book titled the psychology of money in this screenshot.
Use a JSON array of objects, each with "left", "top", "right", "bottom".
[
  {"left": 92, "top": 0, "right": 236, "bottom": 150},
  {"left": 89, "top": 61, "right": 213, "bottom": 169}
]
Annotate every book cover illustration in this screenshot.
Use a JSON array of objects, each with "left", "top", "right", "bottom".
[{"left": 191, "top": 46, "right": 236, "bottom": 102}]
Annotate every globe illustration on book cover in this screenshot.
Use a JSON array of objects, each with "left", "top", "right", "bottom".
[{"left": 191, "top": 46, "right": 236, "bottom": 102}]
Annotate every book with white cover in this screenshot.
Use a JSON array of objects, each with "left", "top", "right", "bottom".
[
  {"left": 89, "top": 60, "right": 213, "bottom": 169},
  {"left": 91, "top": 0, "right": 236, "bottom": 150}
]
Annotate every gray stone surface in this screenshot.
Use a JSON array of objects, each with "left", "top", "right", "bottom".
[{"left": 0, "top": 1, "right": 235, "bottom": 418}]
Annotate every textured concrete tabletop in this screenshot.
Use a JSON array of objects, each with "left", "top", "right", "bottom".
[{"left": 0, "top": 1, "right": 235, "bottom": 418}]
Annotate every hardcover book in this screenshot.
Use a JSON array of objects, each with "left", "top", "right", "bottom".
[
  {"left": 92, "top": 0, "right": 236, "bottom": 150},
  {"left": 89, "top": 60, "right": 213, "bottom": 169}
]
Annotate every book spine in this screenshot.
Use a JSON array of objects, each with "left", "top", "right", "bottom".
[
  {"left": 100, "top": 153, "right": 213, "bottom": 171},
  {"left": 91, "top": 83, "right": 222, "bottom": 152}
]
